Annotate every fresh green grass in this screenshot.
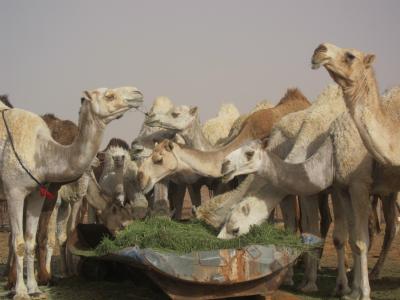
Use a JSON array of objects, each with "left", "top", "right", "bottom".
[{"left": 95, "top": 217, "right": 309, "bottom": 255}]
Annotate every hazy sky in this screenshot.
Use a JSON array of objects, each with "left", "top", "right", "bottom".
[{"left": 1, "top": 1, "right": 399, "bottom": 146}]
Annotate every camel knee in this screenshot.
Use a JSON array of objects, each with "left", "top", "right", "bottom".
[
  {"left": 333, "top": 237, "right": 345, "bottom": 250},
  {"left": 14, "top": 242, "right": 25, "bottom": 258},
  {"left": 350, "top": 240, "right": 368, "bottom": 255}
]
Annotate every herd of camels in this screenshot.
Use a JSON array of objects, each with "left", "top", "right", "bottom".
[{"left": 0, "top": 43, "right": 399, "bottom": 300}]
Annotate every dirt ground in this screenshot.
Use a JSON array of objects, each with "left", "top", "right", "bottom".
[{"left": 0, "top": 192, "right": 399, "bottom": 300}]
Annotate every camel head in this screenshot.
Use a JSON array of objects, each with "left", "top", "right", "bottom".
[
  {"left": 218, "top": 196, "right": 268, "bottom": 239},
  {"left": 81, "top": 86, "right": 143, "bottom": 125},
  {"left": 145, "top": 105, "right": 198, "bottom": 131},
  {"left": 137, "top": 140, "right": 179, "bottom": 193},
  {"left": 99, "top": 202, "right": 134, "bottom": 235},
  {"left": 221, "top": 139, "right": 267, "bottom": 182},
  {"left": 312, "top": 43, "right": 376, "bottom": 89}
]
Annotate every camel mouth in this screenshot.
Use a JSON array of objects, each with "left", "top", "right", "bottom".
[
  {"left": 311, "top": 57, "right": 330, "bottom": 70},
  {"left": 142, "top": 182, "right": 155, "bottom": 194},
  {"left": 221, "top": 170, "right": 235, "bottom": 183}
]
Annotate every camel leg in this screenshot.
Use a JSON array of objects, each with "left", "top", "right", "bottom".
[
  {"left": 5, "top": 187, "right": 29, "bottom": 299},
  {"left": 368, "top": 195, "right": 380, "bottom": 252},
  {"left": 25, "top": 191, "right": 45, "bottom": 296},
  {"left": 6, "top": 233, "right": 17, "bottom": 290},
  {"left": 152, "top": 180, "right": 170, "bottom": 217},
  {"left": 188, "top": 182, "right": 202, "bottom": 208},
  {"left": 57, "top": 200, "right": 71, "bottom": 278},
  {"left": 345, "top": 183, "right": 371, "bottom": 300},
  {"left": 370, "top": 192, "right": 398, "bottom": 280},
  {"left": 279, "top": 195, "right": 297, "bottom": 286},
  {"left": 318, "top": 193, "right": 332, "bottom": 240},
  {"left": 297, "top": 195, "right": 320, "bottom": 293},
  {"left": 79, "top": 197, "right": 88, "bottom": 223},
  {"left": 45, "top": 198, "right": 59, "bottom": 277},
  {"left": 37, "top": 185, "right": 59, "bottom": 285},
  {"left": 331, "top": 188, "right": 351, "bottom": 296},
  {"left": 65, "top": 199, "right": 82, "bottom": 276},
  {"left": 168, "top": 182, "right": 186, "bottom": 220}
]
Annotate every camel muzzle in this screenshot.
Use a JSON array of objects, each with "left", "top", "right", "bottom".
[{"left": 311, "top": 44, "right": 329, "bottom": 69}]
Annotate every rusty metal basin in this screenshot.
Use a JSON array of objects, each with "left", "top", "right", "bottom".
[{"left": 67, "top": 224, "right": 317, "bottom": 300}]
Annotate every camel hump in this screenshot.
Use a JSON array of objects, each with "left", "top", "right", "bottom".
[
  {"left": 0, "top": 95, "right": 13, "bottom": 108},
  {"left": 41, "top": 114, "right": 78, "bottom": 145},
  {"left": 278, "top": 88, "right": 310, "bottom": 106}
]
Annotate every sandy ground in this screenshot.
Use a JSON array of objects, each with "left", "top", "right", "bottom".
[{"left": 0, "top": 190, "right": 399, "bottom": 300}]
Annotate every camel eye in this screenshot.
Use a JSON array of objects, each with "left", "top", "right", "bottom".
[
  {"left": 345, "top": 52, "right": 356, "bottom": 63},
  {"left": 105, "top": 91, "right": 115, "bottom": 101},
  {"left": 171, "top": 112, "right": 180, "bottom": 118},
  {"left": 245, "top": 151, "right": 254, "bottom": 160},
  {"left": 154, "top": 156, "right": 163, "bottom": 164}
]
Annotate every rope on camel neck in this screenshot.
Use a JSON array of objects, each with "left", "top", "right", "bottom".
[{"left": 1, "top": 110, "right": 54, "bottom": 200}]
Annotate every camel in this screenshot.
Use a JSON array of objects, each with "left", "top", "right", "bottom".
[
  {"left": 130, "top": 97, "right": 188, "bottom": 218},
  {"left": 98, "top": 138, "right": 148, "bottom": 219},
  {"left": 139, "top": 89, "right": 311, "bottom": 208},
  {"left": 312, "top": 43, "right": 400, "bottom": 167},
  {"left": 0, "top": 86, "right": 143, "bottom": 300},
  {"left": 219, "top": 86, "right": 400, "bottom": 299},
  {"left": 0, "top": 99, "right": 80, "bottom": 287},
  {"left": 46, "top": 156, "right": 135, "bottom": 279}
]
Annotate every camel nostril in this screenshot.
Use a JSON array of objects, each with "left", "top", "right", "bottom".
[
  {"left": 315, "top": 44, "right": 327, "bottom": 55},
  {"left": 221, "top": 160, "right": 230, "bottom": 174},
  {"left": 137, "top": 171, "right": 144, "bottom": 184}
]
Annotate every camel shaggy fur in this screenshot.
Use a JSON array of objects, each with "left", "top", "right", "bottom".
[{"left": 201, "top": 103, "right": 240, "bottom": 145}]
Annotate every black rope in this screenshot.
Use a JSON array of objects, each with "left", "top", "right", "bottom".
[{"left": 2, "top": 109, "right": 43, "bottom": 187}]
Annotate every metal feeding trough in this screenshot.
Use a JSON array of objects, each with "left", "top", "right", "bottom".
[{"left": 68, "top": 224, "right": 319, "bottom": 300}]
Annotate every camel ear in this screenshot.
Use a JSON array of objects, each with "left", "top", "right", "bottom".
[
  {"left": 165, "top": 140, "right": 174, "bottom": 151},
  {"left": 83, "top": 91, "right": 93, "bottom": 101},
  {"left": 363, "top": 54, "right": 375, "bottom": 68},
  {"left": 261, "top": 138, "right": 269, "bottom": 149},
  {"left": 189, "top": 106, "right": 198, "bottom": 116},
  {"left": 241, "top": 203, "right": 250, "bottom": 216}
]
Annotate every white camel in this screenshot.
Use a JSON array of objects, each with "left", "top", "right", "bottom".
[{"left": 0, "top": 86, "right": 142, "bottom": 300}]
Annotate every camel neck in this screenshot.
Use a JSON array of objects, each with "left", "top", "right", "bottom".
[
  {"left": 174, "top": 145, "right": 223, "bottom": 177},
  {"left": 343, "top": 69, "right": 382, "bottom": 117},
  {"left": 45, "top": 102, "right": 105, "bottom": 182},
  {"left": 342, "top": 69, "right": 400, "bottom": 165}
]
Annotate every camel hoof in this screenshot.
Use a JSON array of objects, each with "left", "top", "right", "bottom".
[
  {"left": 369, "top": 268, "right": 381, "bottom": 280},
  {"left": 282, "top": 278, "right": 294, "bottom": 287},
  {"left": 299, "top": 282, "right": 318, "bottom": 293},
  {"left": 332, "top": 285, "right": 352, "bottom": 297},
  {"left": 29, "top": 292, "right": 47, "bottom": 300},
  {"left": 13, "top": 293, "right": 31, "bottom": 300},
  {"left": 37, "top": 273, "right": 51, "bottom": 286},
  {"left": 341, "top": 290, "right": 361, "bottom": 300},
  {"left": 150, "top": 201, "right": 170, "bottom": 218}
]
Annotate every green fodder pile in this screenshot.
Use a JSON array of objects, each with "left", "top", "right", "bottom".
[{"left": 95, "top": 217, "right": 309, "bottom": 255}]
